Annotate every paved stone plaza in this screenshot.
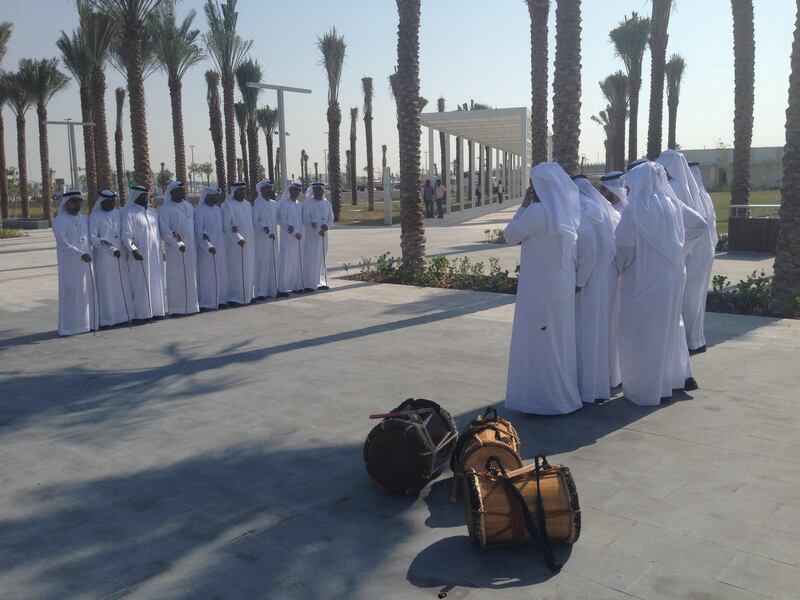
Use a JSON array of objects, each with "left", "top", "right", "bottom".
[{"left": 0, "top": 204, "right": 797, "bottom": 599}]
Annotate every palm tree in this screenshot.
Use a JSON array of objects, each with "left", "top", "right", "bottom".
[
  {"left": 395, "top": 0, "right": 425, "bottom": 260},
  {"left": 236, "top": 59, "right": 262, "bottom": 198},
  {"left": 362, "top": 77, "right": 375, "bottom": 211},
  {"left": 590, "top": 109, "right": 612, "bottom": 170},
  {"left": 437, "top": 97, "right": 447, "bottom": 192},
  {"left": 57, "top": 27, "right": 98, "bottom": 207},
  {"left": 204, "top": 0, "right": 252, "bottom": 192},
  {"left": 526, "top": 0, "right": 550, "bottom": 166},
  {"left": 610, "top": 12, "right": 650, "bottom": 163},
  {"left": 349, "top": 106, "right": 358, "bottom": 205},
  {"left": 731, "top": 0, "right": 755, "bottom": 206},
  {"left": 318, "top": 27, "right": 346, "bottom": 221},
  {"left": 114, "top": 87, "right": 127, "bottom": 203},
  {"left": 382, "top": 144, "right": 387, "bottom": 170},
  {"left": 0, "top": 21, "right": 13, "bottom": 218},
  {"left": 646, "top": 0, "right": 674, "bottom": 160},
  {"left": 234, "top": 101, "right": 249, "bottom": 189},
  {"left": 80, "top": 2, "right": 117, "bottom": 192},
  {"left": 665, "top": 54, "right": 686, "bottom": 150},
  {"left": 256, "top": 106, "right": 278, "bottom": 183},
  {"left": 17, "top": 58, "right": 70, "bottom": 222},
  {"left": 552, "top": 0, "right": 582, "bottom": 175},
  {"left": 92, "top": 0, "right": 161, "bottom": 188},
  {"left": 597, "top": 72, "right": 628, "bottom": 170},
  {"left": 150, "top": 3, "right": 205, "bottom": 184},
  {"left": 771, "top": 0, "right": 800, "bottom": 316},
  {"left": 1, "top": 71, "right": 32, "bottom": 218},
  {"left": 205, "top": 70, "right": 225, "bottom": 192},
  {"left": 299, "top": 149, "right": 307, "bottom": 185}
]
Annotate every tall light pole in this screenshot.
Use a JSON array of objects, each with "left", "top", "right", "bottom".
[
  {"left": 47, "top": 119, "right": 94, "bottom": 190},
  {"left": 323, "top": 149, "right": 328, "bottom": 185},
  {"left": 247, "top": 82, "right": 311, "bottom": 191},
  {"left": 186, "top": 144, "right": 196, "bottom": 192}
]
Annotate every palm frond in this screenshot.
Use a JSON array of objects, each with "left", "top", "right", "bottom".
[
  {"left": 203, "top": 0, "right": 252, "bottom": 80},
  {"left": 665, "top": 53, "right": 686, "bottom": 101},
  {"left": 235, "top": 58, "right": 262, "bottom": 117},
  {"left": 79, "top": 1, "right": 118, "bottom": 69},
  {"left": 150, "top": 4, "right": 205, "bottom": 82},
  {"left": 256, "top": 105, "right": 278, "bottom": 133},
  {"left": 599, "top": 70, "right": 629, "bottom": 123},
  {"left": 57, "top": 29, "right": 93, "bottom": 86},
  {"left": 0, "top": 70, "right": 34, "bottom": 116},
  {"left": 87, "top": 0, "right": 162, "bottom": 29},
  {"left": 17, "top": 57, "right": 71, "bottom": 108},
  {"left": 609, "top": 12, "right": 650, "bottom": 76},
  {"left": 317, "top": 27, "right": 346, "bottom": 104},
  {"left": 361, "top": 76, "right": 373, "bottom": 114},
  {"left": 0, "top": 22, "right": 13, "bottom": 65}
]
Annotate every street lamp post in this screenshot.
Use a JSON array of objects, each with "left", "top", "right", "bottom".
[
  {"left": 47, "top": 119, "right": 94, "bottom": 190},
  {"left": 247, "top": 82, "right": 311, "bottom": 191}
]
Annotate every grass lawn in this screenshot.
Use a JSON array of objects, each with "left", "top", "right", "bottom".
[{"left": 710, "top": 189, "right": 780, "bottom": 234}]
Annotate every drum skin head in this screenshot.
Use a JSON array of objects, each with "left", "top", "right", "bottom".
[{"left": 364, "top": 419, "right": 433, "bottom": 495}]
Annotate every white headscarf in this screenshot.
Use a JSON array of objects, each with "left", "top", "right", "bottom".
[
  {"left": 689, "top": 163, "right": 718, "bottom": 244},
  {"left": 600, "top": 171, "right": 628, "bottom": 206},
  {"left": 255, "top": 179, "right": 274, "bottom": 200},
  {"left": 531, "top": 162, "right": 580, "bottom": 240},
  {"left": 226, "top": 181, "right": 246, "bottom": 202},
  {"left": 624, "top": 162, "right": 685, "bottom": 265},
  {"left": 57, "top": 189, "right": 83, "bottom": 213},
  {"left": 279, "top": 182, "right": 302, "bottom": 203},
  {"left": 127, "top": 185, "right": 148, "bottom": 206},
  {"left": 305, "top": 182, "right": 327, "bottom": 203},
  {"left": 164, "top": 180, "right": 184, "bottom": 203},
  {"left": 199, "top": 186, "right": 221, "bottom": 205},
  {"left": 656, "top": 150, "right": 705, "bottom": 216},
  {"left": 574, "top": 176, "right": 616, "bottom": 264},
  {"left": 90, "top": 189, "right": 117, "bottom": 215}
]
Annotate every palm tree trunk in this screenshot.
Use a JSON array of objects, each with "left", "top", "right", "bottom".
[
  {"left": 350, "top": 130, "right": 357, "bottom": 205},
  {"left": 209, "top": 98, "right": 225, "bottom": 193},
  {"left": 239, "top": 130, "right": 248, "bottom": 189},
  {"left": 80, "top": 85, "right": 98, "bottom": 206},
  {"left": 455, "top": 136, "right": 462, "bottom": 208},
  {"left": 646, "top": 0, "right": 671, "bottom": 160},
  {"left": 667, "top": 99, "right": 678, "bottom": 150},
  {"left": 114, "top": 88, "right": 126, "bottom": 205},
  {"left": 0, "top": 113, "right": 9, "bottom": 219},
  {"left": 16, "top": 114, "right": 28, "bottom": 218},
  {"left": 771, "top": 0, "right": 800, "bottom": 316},
  {"left": 616, "top": 115, "right": 626, "bottom": 171},
  {"left": 364, "top": 114, "right": 375, "bottom": 211},
  {"left": 91, "top": 69, "right": 113, "bottom": 193},
  {"left": 36, "top": 106, "right": 53, "bottom": 222},
  {"left": 396, "top": 0, "right": 426, "bottom": 260},
  {"left": 468, "top": 140, "right": 474, "bottom": 204},
  {"left": 529, "top": 0, "right": 550, "bottom": 166},
  {"left": 168, "top": 78, "right": 187, "bottom": 184},
  {"left": 732, "top": 0, "right": 755, "bottom": 205},
  {"left": 264, "top": 131, "right": 274, "bottom": 183},
  {"left": 222, "top": 76, "right": 237, "bottom": 188},
  {"left": 628, "top": 72, "right": 642, "bottom": 162},
  {"left": 123, "top": 26, "right": 152, "bottom": 189},
  {"left": 327, "top": 103, "right": 342, "bottom": 220},
  {"left": 247, "top": 123, "right": 260, "bottom": 197},
  {"left": 552, "top": 0, "right": 582, "bottom": 175}
]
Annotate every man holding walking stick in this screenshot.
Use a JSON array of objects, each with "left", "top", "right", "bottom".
[
  {"left": 253, "top": 179, "right": 279, "bottom": 300},
  {"left": 159, "top": 181, "right": 199, "bottom": 316},
  {"left": 276, "top": 182, "right": 304, "bottom": 296},
  {"left": 302, "top": 182, "right": 334, "bottom": 291}
]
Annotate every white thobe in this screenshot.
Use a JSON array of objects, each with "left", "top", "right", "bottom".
[
  {"left": 53, "top": 212, "right": 97, "bottom": 335},
  {"left": 575, "top": 211, "right": 615, "bottom": 403},
  {"left": 252, "top": 197, "right": 279, "bottom": 298},
  {"left": 89, "top": 207, "right": 134, "bottom": 326},
  {"left": 683, "top": 230, "right": 715, "bottom": 351},
  {"left": 222, "top": 198, "right": 255, "bottom": 304},
  {"left": 504, "top": 204, "right": 581, "bottom": 415},
  {"left": 277, "top": 199, "right": 304, "bottom": 293},
  {"left": 120, "top": 204, "right": 166, "bottom": 319},
  {"left": 615, "top": 202, "right": 707, "bottom": 405},
  {"left": 302, "top": 199, "right": 334, "bottom": 289},
  {"left": 194, "top": 203, "right": 227, "bottom": 309},
  {"left": 159, "top": 200, "right": 200, "bottom": 315},
  {"left": 607, "top": 208, "right": 623, "bottom": 388}
]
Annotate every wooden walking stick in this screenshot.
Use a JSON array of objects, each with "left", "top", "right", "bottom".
[{"left": 116, "top": 254, "right": 132, "bottom": 328}]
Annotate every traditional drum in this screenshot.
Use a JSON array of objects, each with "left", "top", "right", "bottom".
[
  {"left": 465, "top": 455, "right": 580, "bottom": 572},
  {"left": 449, "top": 407, "right": 523, "bottom": 503},
  {"left": 363, "top": 398, "right": 458, "bottom": 495}
]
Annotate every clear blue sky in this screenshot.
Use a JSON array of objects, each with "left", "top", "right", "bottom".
[{"left": 1, "top": 0, "right": 796, "bottom": 186}]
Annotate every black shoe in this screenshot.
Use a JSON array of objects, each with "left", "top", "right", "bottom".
[
  {"left": 152, "top": 315, "right": 166, "bottom": 321},
  {"left": 683, "top": 377, "right": 699, "bottom": 392},
  {"left": 303, "top": 287, "right": 316, "bottom": 293},
  {"left": 277, "top": 291, "right": 290, "bottom": 298},
  {"left": 292, "top": 289, "right": 305, "bottom": 294},
  {"left": 317, "top": 285, "right": 330, "bottom": 291},
  {"left": 689, "top": 345, "right": 707, "bottom": 356},
  {"left": 255, "top": 295, "right": 266, "bottom": 302},
  {"left": 660, "top": 396, "right": 673, "bottom": 403},
  {"left": 217, "top": 303, "right": 226, "bottom": 309}
]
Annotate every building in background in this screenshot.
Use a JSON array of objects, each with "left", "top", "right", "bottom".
[{"left": 682, "top": 146, "right": 783, "bottom": 191}]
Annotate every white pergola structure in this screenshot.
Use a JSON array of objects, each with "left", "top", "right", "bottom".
[{"left": 420, "top": 107, "right": 531, "bottom": 212}]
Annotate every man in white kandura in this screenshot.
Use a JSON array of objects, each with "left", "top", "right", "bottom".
[
  {"left": 194, "top": 186, "right": 227, "bottom": 310},
  {"left": 89, "top": 189, "right": 133, "bottom": 327},
  {"left": 121, "top": 185, "right": 165, "bottom": 320},
  {"left": 573, "top": 176, "right": 617, "bottom": 403},
  {"left": 253, "top": 179, "right": 279, "bottom": 300},
  {"left": 657, "top": 149, "right": 716, "bottom": 356},
  {"left": 222, "top": 181, "right": 255, "bottom": 305},
  {"left": 276, "top": 182, "right": 304, "bottom": 296},
  {"left": 615, "top": 162, "right": 707, "bottom": 406},
  {"left": 159, "top": 180, "right": 199, "bottom": 316},
  {"left": 599, "top": 170, "right": 627, "bottom": 388},
  {"left": 53, "top": 189, "right": 97, "bottom": 336},
  {"left": 302, "top": 182, "right": 334, "bottom": 291},
  {"left": 504, "top": 163, "right": 582, "bottom": 415}
]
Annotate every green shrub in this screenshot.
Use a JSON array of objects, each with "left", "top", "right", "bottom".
[
  {"left": 707, "top": 270, "right": 773, "bottom": 316},
  {"left": 715, "top": 233, "right": 728, "bottom": 253},
  {"left": 484, "top": 228, "right": 505, "bottom": 244},
  {"left": 0, "top": 228, "right": 27, "bottom": 239}
]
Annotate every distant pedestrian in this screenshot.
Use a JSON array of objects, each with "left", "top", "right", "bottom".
[
  {"left": 422, "top": 179, "right": 434, "bottom": 218},
  {"left": 497, "top": 180, "right": 504, "bottom": 204},
  {"left": 435, "top": 179, "right": 446, "bottom": 218},
  {"left": 475, "top": 182, "right": 482, "bottom": 206}
]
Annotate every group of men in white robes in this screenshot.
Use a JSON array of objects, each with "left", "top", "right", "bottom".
[
  {"left": 505, "top": 151, "right": 716, "bottom": 414},
  {"left": 53, "top": 179, "right": 334, "bottom": 336}
]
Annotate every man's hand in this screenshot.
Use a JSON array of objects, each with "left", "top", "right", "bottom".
[
  {"left": 319, "top": 229, "right": 325, "bottom": 237},
  {"left": 263, "top": 226, "right": 270, "bottom": 235},
  {"left": 132, "top": 249, "right": 144, "bottom": 261},
  {"left": 203, "top": 233, "right": 210, "bottom": 242},
  {"left": 522, "top": 185, "right": 533, "bottom": 208},
  {"left": 294, "top": 233, "right": 302, "bottom": 240},
  {"left": 268, "top": 233, "right": 276, "bottom": 240},
  {"left": 208, "top": 245, "right": 216, "bottom": 255},
  {"left": 287, "top": 225, "right": 294, "bottom": 234},
  {"left": 178, "top": 243, "right": 186, "bottom": 253},
  {"left": 321, "top": 224, "right": 329, "bottom": 232},
  {"left": 113, "top": 249, "right": 121, "bottom": 258},
  {"left": 81, "top": 253, "right": 92, "bottom": 263},
  {"left": 237, "top": 238, "right": 246, "bottom": 247}
]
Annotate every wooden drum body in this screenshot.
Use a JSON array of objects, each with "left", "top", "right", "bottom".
[
  {"left": 363, "top": 398, "right": 458, "bottom": 495},
  {"left": 465, "top": 460, "right": 580, "bottom": 548}
]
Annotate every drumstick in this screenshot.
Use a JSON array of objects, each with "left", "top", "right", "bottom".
[{"left": 369, "top": 408, "right": 434, "bottom": 419}]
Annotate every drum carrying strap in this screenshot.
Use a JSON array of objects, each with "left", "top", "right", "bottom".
[
  {"left": 487, "top": 456, "right": 561, "bottom": 573},
  {"left": 450, "top": 407, "right": 504, "bottom": 472}
]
